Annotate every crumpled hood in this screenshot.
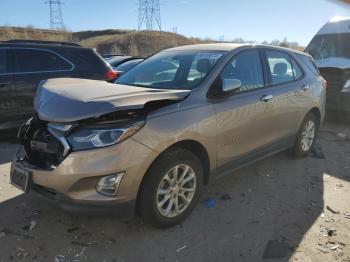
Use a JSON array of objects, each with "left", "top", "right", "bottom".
[{"left": 34, "top": 78, "right": 190, "bottom": 122}]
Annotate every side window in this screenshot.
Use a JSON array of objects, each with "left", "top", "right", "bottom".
[
  {"left": 14, "top": 49, "right": 72, "bottom": 73},
  {"left": 221, "top": 50, "right": 264, "bottom": 92},
  {"left": 265, "top": 50, "right": 294, "bottom": 85},
  {"left": 291, "top": 58, "right": 303, "bottom": 80},
  {"left": 298, "top": 55, "right": 320, "bottom": 76},
  {"left": 0, "top": 50, "right": 7, "bottom": 74}
]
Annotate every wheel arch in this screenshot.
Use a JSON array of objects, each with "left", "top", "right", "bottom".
[
  {"left": 136, "top": 139, "right": 211, "bottom": 201},
  {"left": 308, "top": 107, "right": 321, "bottom": 128}
]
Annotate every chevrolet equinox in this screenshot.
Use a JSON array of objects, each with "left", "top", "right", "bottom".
[{"left": 11, "top": 44, "right": 326, "bottom": 228}]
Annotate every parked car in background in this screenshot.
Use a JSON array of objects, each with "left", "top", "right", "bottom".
[
  {"left": 11, "top": 44, "right": 326, "bottom": 228},
  {"left": 0, "top": 40, "right": 117, "bottom": 131},
  {"left": 107, "top": 56, "right": 143, "bottom": 70},
  {"left": 306, "top": 17, "right": 350, "bottom": 122},
  {"left": 102, "top": 54, "right": 125, "bottom": 60},
  {"left": 113, "top": 58, "right": 144, "bottom": 78}
]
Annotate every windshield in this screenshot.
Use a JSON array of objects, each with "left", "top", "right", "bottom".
[
  {"left": 116, "top": 50, "right": 225, "bottom": 90},
  {"left": 306, "top": 33, "right": 350, "bottom": 60}
]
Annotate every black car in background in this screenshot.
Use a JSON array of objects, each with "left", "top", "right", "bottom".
[
  {"left": 107, "top": 56, "right": 143, "bottom": 70},
  {"left": 113, "top": 58, "right": 144, "bottom": 78},
  {"left": 0, "top": 40, "right": 117, "bottom": 131}
]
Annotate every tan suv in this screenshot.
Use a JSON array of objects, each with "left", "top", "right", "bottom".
[{"left": 11, "top": 44, "right": 326, "bottom": 228}]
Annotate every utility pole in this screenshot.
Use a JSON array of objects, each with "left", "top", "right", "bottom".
[
  {"left": 138, "top": 0, "right": 161, "bottom": 31},
  {"left": 45, "top": 0, "right": 65, "bottom": 30}
]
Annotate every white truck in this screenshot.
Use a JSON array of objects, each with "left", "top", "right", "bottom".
[{"left": 306, "top": 17, "right": 350, "bottom": 122}]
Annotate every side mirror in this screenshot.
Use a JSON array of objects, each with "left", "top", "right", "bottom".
[{"left": 222, "top": 78, "right": 241, "bottom": 94}]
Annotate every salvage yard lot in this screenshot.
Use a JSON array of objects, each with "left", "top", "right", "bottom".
[{"left": 0, "top": 123, "right": 350, "bottom": 262}]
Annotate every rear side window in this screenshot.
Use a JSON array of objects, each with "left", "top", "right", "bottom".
[
  {"left": 265, "top": 50, "right": 294, "bottom": 85},
  {"left": 298, "top": 55, "right": 320, "bottom": 76},
  {"left": 14, "top": 49, "right": 72, "bottom": 73},
  {"left": 221, "top": 50, "right": 264, "bottom": 92},
  {"left": 291, "top": 58, "right": 303, "bottom": 80},
  {"left": 0, "top": 50, "right": 7, "bottom": 74}
]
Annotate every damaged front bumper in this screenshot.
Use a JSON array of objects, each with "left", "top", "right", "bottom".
[{"left": 11, "top": 134, "right": 158, "bottom": 218}]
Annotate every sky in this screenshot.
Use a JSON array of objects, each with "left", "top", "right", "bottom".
[{"left": 1, "top": 0, "right": 350, "bottom": 46}]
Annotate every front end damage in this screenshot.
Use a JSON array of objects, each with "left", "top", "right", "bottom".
[
  {"left": 17, "top": 109, "right": 145, "bottom": 170},
  {"left": 11, "top": 78, "right": 189, "bottom": 215},
  {"left": 16, "top": 77, "right": 190, "bottom": 170},
  {"left": 319, "top": 67, "right": 350, "bottom": 122}
]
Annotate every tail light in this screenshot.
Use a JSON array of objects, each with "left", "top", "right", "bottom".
[
  {"left": 322, "top": 78, "right": 327, "bottom": 89},
  {"left": 106, "top": 69, "right": 118, "bottom": 81}
]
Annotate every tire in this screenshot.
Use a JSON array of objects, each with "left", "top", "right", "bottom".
[
  {"left": 137, "top": 147, "right": 203, "bottom": 228},
  {"left": 292, "top": 112, "right": 318, "bottom": 158}
]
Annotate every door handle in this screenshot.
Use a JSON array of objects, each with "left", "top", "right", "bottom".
[
  {"left": 301, "top": 84, "right": 310, "bottom": 91},
  {"left": 261, "top": 94, "right": 273, "bottom": 102}
]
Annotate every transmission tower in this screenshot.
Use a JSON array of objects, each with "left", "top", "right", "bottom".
[
  {"left": 138, "top": 0, "right": 161, "bottom": 31},
  {"left": 45, "top": 0, "right": 65, "bottom": 30}
]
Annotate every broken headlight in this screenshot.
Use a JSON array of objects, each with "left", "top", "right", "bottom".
[{"left": 67, "top": 121, "right": 145, "bottom": 151}]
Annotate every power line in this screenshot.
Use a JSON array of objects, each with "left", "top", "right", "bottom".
[
  {"left": 45, "top": 0, "right": 65, "bottom": 30},
  {"left": 138, "top": 0, "right": 161, "bottom": 31}
]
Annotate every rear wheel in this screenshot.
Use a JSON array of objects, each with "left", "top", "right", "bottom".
[
  {"left": 137, "top": 147, "right": 203, "bottom": 228},
  {"left": 292, "top": 112, "right": 318, "bottom": 158}
]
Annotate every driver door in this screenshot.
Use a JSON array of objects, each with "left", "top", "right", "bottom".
[{"left": 213, "top": 49, "right": 279, "bottom": 174}]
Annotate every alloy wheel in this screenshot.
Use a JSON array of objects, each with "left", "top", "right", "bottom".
[
  {"left": 301, "top": 120, "right": 315, "bottom": 152},
  {"left": 156, "top": 164, "right": 196, "bottom": 218}
]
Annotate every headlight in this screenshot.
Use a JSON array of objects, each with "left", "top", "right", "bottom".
[
  {"left": 342, "top": 79, "right": 350, "bottom": 92},
  {"left": 67, "top": 121, "right": 144, "bottom": 151}
]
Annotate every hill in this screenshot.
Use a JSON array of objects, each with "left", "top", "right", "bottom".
[
  {"left": 0, "top": 27, "right": 199, "bottom": 57},
  {"left": 0, "top": 26, "right": 305, "bottom": 56}
]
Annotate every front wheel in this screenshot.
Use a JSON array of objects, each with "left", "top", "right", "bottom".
[
  {"left": 292, "top": 113, "right": 318, "bottom": 158},
  {"left": 137, "top": 147, "right": 203, "bottom": 228}
]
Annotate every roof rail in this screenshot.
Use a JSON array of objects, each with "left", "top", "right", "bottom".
[{"left": 3, "top": 39, "right": 81, "bottom": 47}]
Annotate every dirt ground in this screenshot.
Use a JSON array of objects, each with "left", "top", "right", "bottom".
[{"left": 0, "top": 122, "right": 349, "bottom": 262}]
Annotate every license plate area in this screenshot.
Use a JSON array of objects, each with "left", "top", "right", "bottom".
[{"left": 10, "top": 165, "right": 32, "bottom": 193}]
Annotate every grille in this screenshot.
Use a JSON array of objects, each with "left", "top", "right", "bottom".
[
  {"left": 319, "top": 68, "right": 345, "bottom": 91},
  {"left": 21, "top": 116, "right": 66, "bottom": 169},
  {"left": 319, "top": 68, "right": 346, "bottom": 112}
]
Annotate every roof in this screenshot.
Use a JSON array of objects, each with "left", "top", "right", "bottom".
[
  {"left": 0, "top": 41, "right": 89, "bottom": 50},
  {"left": 164, "top": 43, "right": 309, "bottom": 57},
  {"left": 317, "top": 17, "right": 350, "bottom": 35}
]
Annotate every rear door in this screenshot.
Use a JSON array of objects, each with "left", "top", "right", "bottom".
[
  {"left": 261, "top": 49, "right": 307, "bottom": 139},
  {"left": 12, "top": 48, "right": 74, "bottom": 120},
  {"left": 0, "top": 48, "right": 17, "bottom": 129}
]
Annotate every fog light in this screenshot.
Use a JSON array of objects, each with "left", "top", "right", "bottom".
[{"left": 96, "top": 172, "right": 125, "bottom": 197}]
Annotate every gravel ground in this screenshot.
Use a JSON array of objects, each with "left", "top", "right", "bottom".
[{"left": 0, "top": 123, "right": 349, "bottom": 262}]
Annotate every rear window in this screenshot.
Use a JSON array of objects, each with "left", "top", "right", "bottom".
[
  {"left": 69, "top": 49, "right": 107, "bottom": 70},
  {"left": 0, "top": 49, "right": 7, "bottom": 74},
  {"left": 298, "top": 55, "right": 320, "bottom": 76},
  {"left": 14, "top": 49, "right": 72, "bottom": 73}
]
